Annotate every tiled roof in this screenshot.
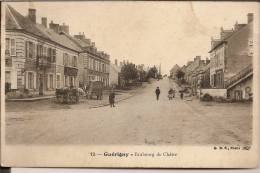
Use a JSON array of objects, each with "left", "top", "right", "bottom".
[
  {"left": 6, "top": 5, "right": 81, "bottom": 52},
  {"left": 73, "top": 37, "right": 91, "bottom": 48},
  {"left": 35, "top": 24, "right": 82, "bottom": 52}
]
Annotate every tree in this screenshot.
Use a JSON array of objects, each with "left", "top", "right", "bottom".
[
  {"left": 138, "top": 70, "right": 147, "bottom": 82},
  {"left": 121, "top": 63, "right": 139, "bottom": 84},
  {"left": 147, "top": 66, "right": 158, "bottom": 79}
]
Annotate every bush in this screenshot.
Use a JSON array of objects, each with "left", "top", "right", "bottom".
[
  {"left": 213, "top": 96, "right": 227, "bottom": 102},
  {"left": 200, "top": 93, "right": 213, "bottom": 102}
]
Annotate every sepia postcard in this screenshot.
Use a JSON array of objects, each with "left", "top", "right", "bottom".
[{"left": 0, "top": 0, "right": 259, "bottom": 168}]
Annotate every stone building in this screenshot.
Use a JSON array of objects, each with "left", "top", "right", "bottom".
[
  {"left": 209, "top": 13, "right": 253, "bottom": 100},
  {"left": 5, "top": 5, "right": 82, "bottom": 97},
  {"left": 63, "top": 32, "right": 110, "bottom": 88},
  {"left": 5, "top": 5, "right": 119, "bottom": 98},
  {"left": 183, "top": 56, "right": 205, "bottom": 85}
]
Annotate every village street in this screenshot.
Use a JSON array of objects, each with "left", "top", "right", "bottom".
[{"left": 5, "top": 78, "right": 252, "bottom": 146}]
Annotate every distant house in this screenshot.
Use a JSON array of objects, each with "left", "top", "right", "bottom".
[
  {"left": 190, "top": 58, "right": 210, "bottom": 95},
  {"left": 209, "top": 13, "right": 253, "bottom": 100},
  {"left": 191, "top": 60, "right": 211, "bottom": 96},
  {"left": 183, "top": 56, "right": 205, "bottom": 85},
  {"left": 109, "top": 60, "right": 121, "bottom": 87}
]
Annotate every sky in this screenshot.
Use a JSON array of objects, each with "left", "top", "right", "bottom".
[{"left": 6, "top": 1, "right": 259, "bottom": 74}]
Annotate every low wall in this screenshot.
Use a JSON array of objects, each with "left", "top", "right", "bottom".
[{"left": 201, "top": 89, "right": 227, "bottom": 98}]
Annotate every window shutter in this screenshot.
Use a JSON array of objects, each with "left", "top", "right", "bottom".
[
  {"left": 25, "top": 72, "right": 28, "bottom": 89},
  {"left": 63, "top": 53, "right": 65, "bottom": 65},
  {"left": 33, "top": 72, "right": 37, "bottom": 89},
  {"left": 52, "top": 49, "right": 56, "bottom": 62},
  {"left": 47, "top": 74, "right": 50, "bottom": 89},
  {"left": 25, "top": 41, "right": 28, "bottom": 58},
  {"left": 32, "top": 43, "right": 36, "bottom": 58}
]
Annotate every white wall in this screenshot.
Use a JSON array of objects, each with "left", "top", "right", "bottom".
[
  {"left": 201, "top": 88, "right": 227, "bottom": 98},
  {"left": 109, "top": 66, "right": 119, "bottom": 86}
]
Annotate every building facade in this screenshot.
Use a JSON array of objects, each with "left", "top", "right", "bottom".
[
  {"left": 5, "top": 5, "right": 102, "bottom": 96},
  {"left": 183, "top": 56, "right": 205, "bottom": 85},
  {"left": 64, "top": 33, "right": 110, "bottom": 88},
  {"left": 209, "top": 13, "right": 253, "bottom": 100}
]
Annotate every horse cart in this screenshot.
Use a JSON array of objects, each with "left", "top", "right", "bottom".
[
  {"left": 56, "top": 88, "right": 80, "bottom": 104},
  {"left": 86, "top": 81, "right": 103, "bottom": 100}
]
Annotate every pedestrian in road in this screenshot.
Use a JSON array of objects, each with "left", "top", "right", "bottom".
[
  {"left": 180, "top": 91, "right": 184, "bottom": 100},
  {"left": 155, "top": 87, "right": 161, "bottom": 101},
  {"left": 109, "top": 90, "right": 116, "bottom": 107},
  {"left": 168, "top": 88, "right": 174, "bottom": 100}
]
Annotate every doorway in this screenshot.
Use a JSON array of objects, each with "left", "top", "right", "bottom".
[{"left": 234, "top": 90, "right": 242, "bottom": 101}]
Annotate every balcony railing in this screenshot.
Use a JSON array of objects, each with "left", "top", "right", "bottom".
[
  {"left": 225, "top": 64, "right": 253, "bottom": 89},
  {"left": 36, "top": 56, "right": 51, "bottom": 68},
  {"left": 64, "top": 66, "right": 78, "bottom": 76}
]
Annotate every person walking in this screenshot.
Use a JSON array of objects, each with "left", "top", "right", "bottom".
[
  {"left": 168, "top": 88, "right": 174, "bottom": 100},
  {"left": 109, "top": 90, "right": 116, "bottom": 107},
  {"left": 180, "top": 91, "right": 184, "bottom": 100},
  {"left": 155, "top": 87, "right": 161, "bottom": 101}
]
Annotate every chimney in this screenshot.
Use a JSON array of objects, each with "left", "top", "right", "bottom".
[
  {"left": 206, "top": 58, "right": 210, "bottom": 65},
  {"left": 247, "top": 13, "right": 253, "bottom": 23},
  {"left": 28, "top": 8, "right": 36, "bottom": 24},
  {"left": 115, "top": 59, "right": 118, "bottom": 66},
  {"left": 41, "top": 17, "right": 47, "bottom": 28},
  {"left": 49, "top": 21, "right": 60, "bottom": 33},
  {"left": 194, "top": 56, "right": 201, "bottom": 61},
  {"left": 59, "top": 23, "right": 69, "bottom": 34}
]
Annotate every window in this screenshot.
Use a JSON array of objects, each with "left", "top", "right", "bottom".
[
  {"left": 10, "top": 39, "right": 16, "bottom": 56},
  {"left": 47, "top": 48, "right": 52, "bottom": 62},
  {"left": 93, "top": 60, "right": 96, "bottom": 70},
  {"left": 56, "top": 75, "right": 61, "bottom": 89},
  {"left": 28, "top": 72, "right": 34, "bottom": 89},
  {"left": 248, "top": 39, "right": 253, "bottom": 46},
  {"left": 102, "top": 63, "right": 105, "bottom": 72},
  {"left": 37, "top": 44, "right": 43, "bottom": 57},
  {"left": 49, "top": 74, "right": 54, "bottom": 89},
  {"left": 6, "top": 38, "right": 16, "bottom": 56},
  {"left": 43, "top": 47, "right": 47, "bottom": 56},
  {"left": 99, "top": 62, "right": 101, "bottom": 72},
  {"left": 5, "top": 38, "right": 10, "bottom": 54},
  {"left": 65, "top": 76, "right": 69, "bottom": 87},
  {"left": 248, "top": 46, "right": 253, "bottom": 56},
  {"left": 63, "top": 53, "right": 69, "bottom": 66},
  {"left": 26, "top": 41, "right": 35, "bottom": 59},
  {"left": 72, "top": 56, "right": 77, "bottom": 67},
  {"left": 90, "top": 58, "right": 93, "bottom": 69}
]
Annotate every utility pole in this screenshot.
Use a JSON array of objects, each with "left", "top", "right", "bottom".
[{"left": 159, "top": 62, "right": 161, "bottom": 75}]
